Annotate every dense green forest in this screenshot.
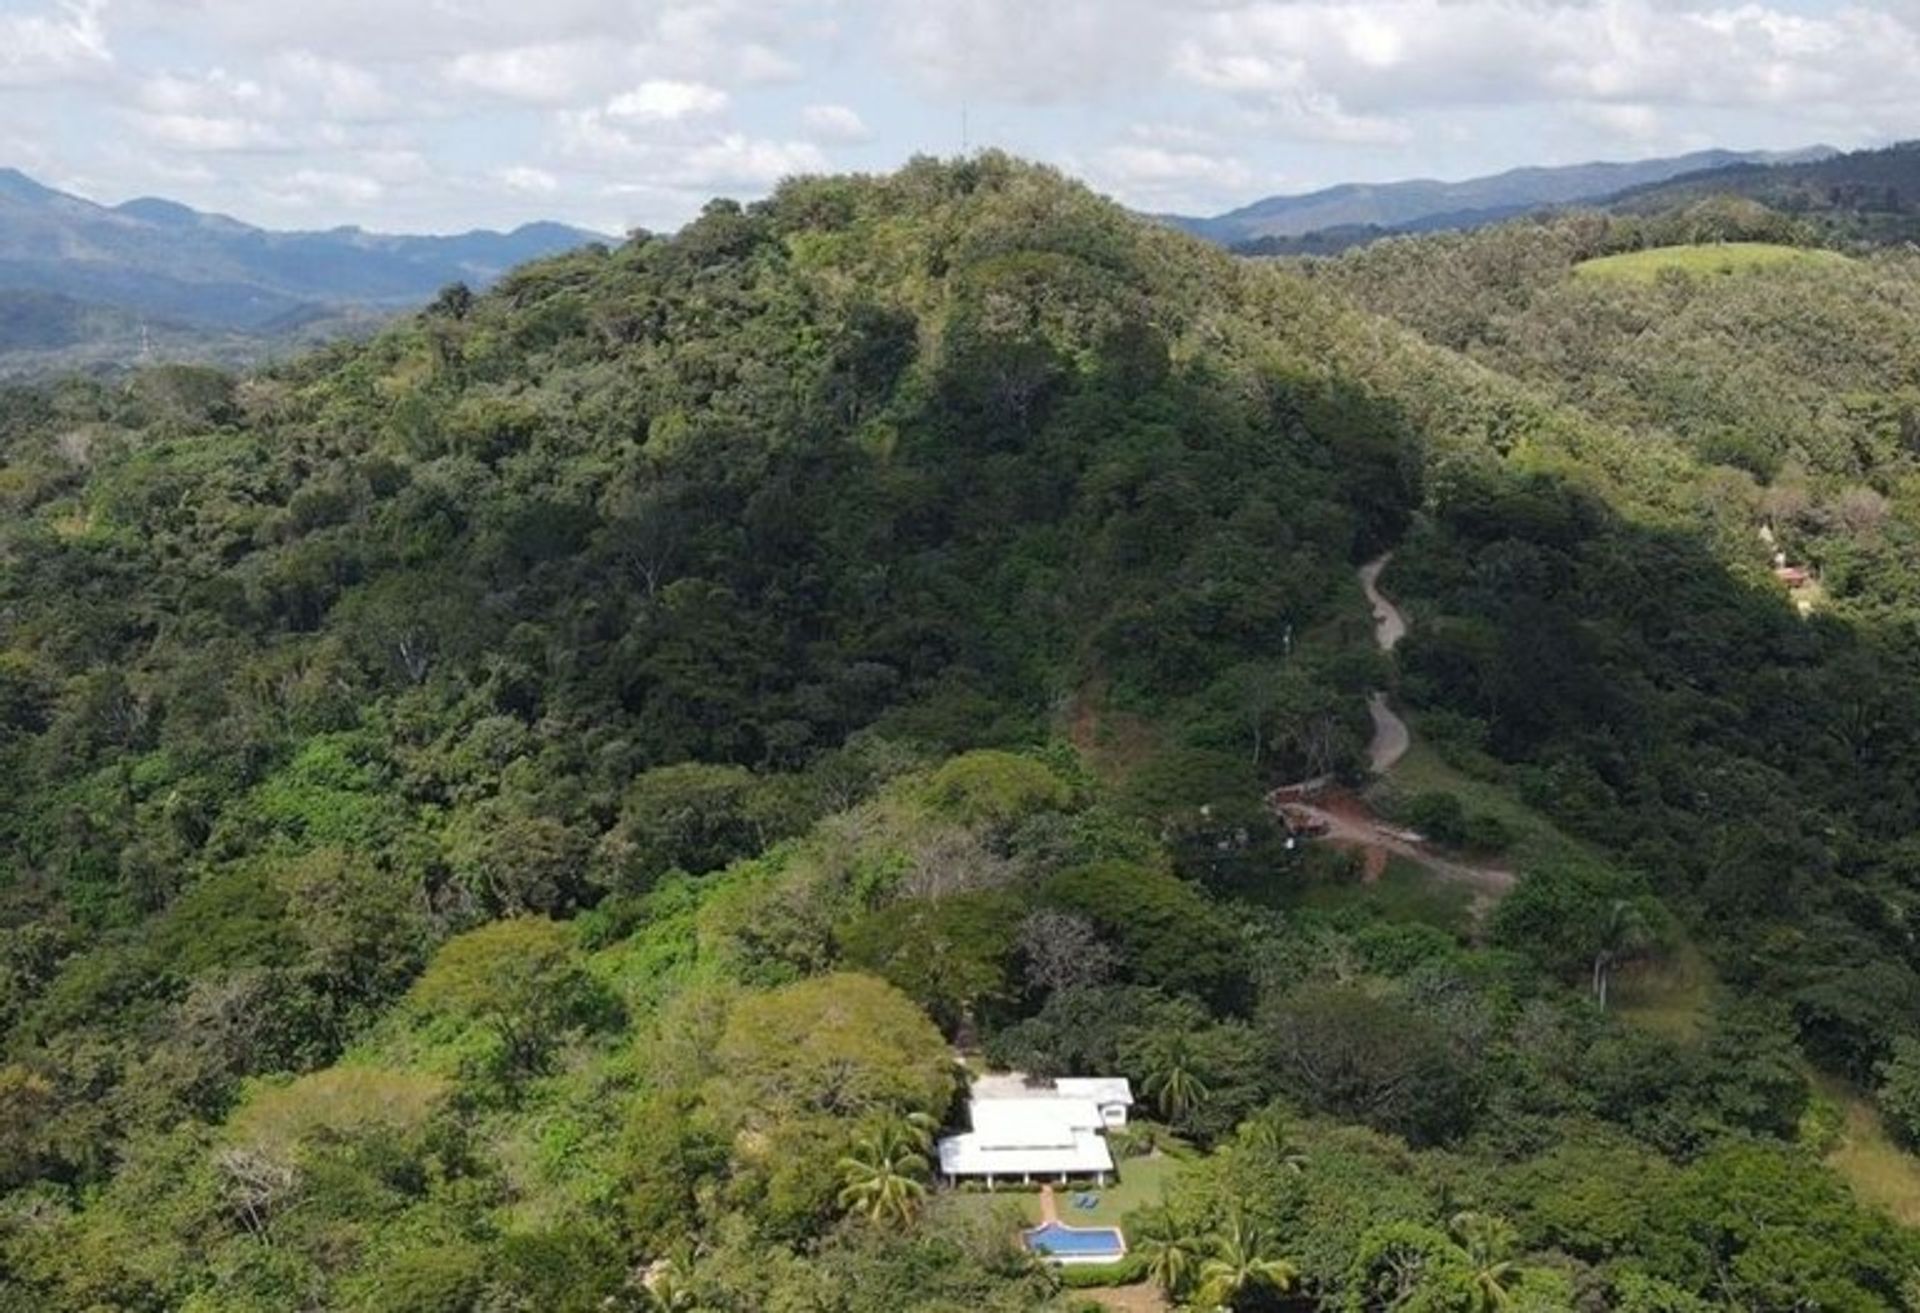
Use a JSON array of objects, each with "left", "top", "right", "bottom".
[{"left": 6, "top": 156, "right": 1920, "bottom": 1311}]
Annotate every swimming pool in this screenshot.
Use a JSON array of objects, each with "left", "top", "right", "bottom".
[{"left": 1025, "top": 1221, "right": 1127, "bottom": 1263}]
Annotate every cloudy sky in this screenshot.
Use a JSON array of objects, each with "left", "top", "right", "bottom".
[{"left": 2, "top": 0, "right": 1917, "bottom": 235}]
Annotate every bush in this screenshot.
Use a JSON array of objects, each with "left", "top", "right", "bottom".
[
  {"left": 1401, "top": 792, "right": 1467, "bottom": 846},
  {"left": 1461, "top": 811, "right": 1512, "bottom": 853},
  {"left": 1876, "top": 1034, "right": 1920, "bottom": 1149},
  {"left": 1055, "top": 1254, "right": 1149, "bottom": 1288}
]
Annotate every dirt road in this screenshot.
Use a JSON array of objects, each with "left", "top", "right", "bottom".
[
  {"left": 1367, "top": 692, "right": 1410, "bottom": 774},
  {"left": 1359, "top": 554, "right": 1411, "bottom": 772},
  {"left": 1359, "top": 553, "right": 1407, "bottom": 653},
  {"left": 1270, "top": 554, "right": 1515, "bottom": 910}
]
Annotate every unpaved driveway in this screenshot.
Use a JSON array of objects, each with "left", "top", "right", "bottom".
[
  {"left": 1272, "top": 554, "right": 1515, "bottom": 913},
  {"left": 1359, "top": 553, "right": 1407, "bottom": 653},
  {"left": 1360, "top": 554, "right": 1411, "bottom": 771},
  {"left": 1367, "top": 692, "right": 1410, "bottom": 774}
]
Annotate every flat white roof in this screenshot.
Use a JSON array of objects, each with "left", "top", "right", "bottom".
[
  {"left": 969, "top": 1097, "right": 1105, "bottom": 1147},
  {"left": 1053, "top": 1077, "right": 1134, "bottom": 1107},
  {"left": 938, "top": 1127, "right": 1114, "bottom": 1178}
]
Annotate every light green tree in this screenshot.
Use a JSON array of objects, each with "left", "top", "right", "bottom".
[
  {"left": 836, "top": 1119, "right": 931, "bottom": 1225},
  {"left": 1131, "top": 1206, "right": 1205, "bottom": 1301},
  {"left": 1449, "top": 1212, "right": 1520, "bottom": 1311},
  {"left": 1195, "top": 1213, "right": 1297, "bottom": 1310},
  {"left": 1138, "top": 1032, "right": 1211, "bottom": 1126}
]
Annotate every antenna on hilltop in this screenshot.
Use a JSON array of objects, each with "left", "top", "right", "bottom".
[{"left": 961, "top": 103, "right": 970, "bottom": 156}]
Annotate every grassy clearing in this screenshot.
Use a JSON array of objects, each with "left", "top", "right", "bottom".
[
  {"left": 1612, "top": 940, "right": 1716, "bottom": 1040},
  {"left": 1376, "top": 736, "right": 1603, "bottom": 876},
  {"left": 1573, "top": 242, "right": 1850, "bottom": 282},
  {"left": 1814, "top": 1077, "right": 1920, "bottom": 1227},
  {"left": 1297, "top": 856, "right": 1474, "bottom": 936}
]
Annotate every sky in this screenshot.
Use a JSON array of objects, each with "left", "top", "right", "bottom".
[{"left": 1, "top": 0, "right": 1917, "bottom": 235}]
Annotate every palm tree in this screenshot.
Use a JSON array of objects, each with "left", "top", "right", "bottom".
[
  {"left": 837, "top": 1124, "right": 931, "bottom": 1226},
  {"left": 1140, "top": 1033, "right": 1211, "bottom": 1126},
  {"left": 1591, "top": 898, "right": 1655, "bottom": 1011},
  {"left": 893, "top": 1109, "right": 939, "bottom": 1154},
  {"left": 1195, "top": 1212, "right": 1297, "bottom": 1311},
  {"left": 639, "top": 1257, "right": 701, "bottom": 1313},
  {"left": 1449, "top": 1211, "right": 1519, "bottom": 1312},
  {"left": 1237, "top": 1108, "right": 1308, "bottom": 1173},
  {"left": 1132, "top": 1205, "right": 1205, "bottom": 1300}
]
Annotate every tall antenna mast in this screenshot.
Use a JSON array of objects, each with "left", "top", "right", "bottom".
[{"left": 961, "top": 103, "right": 970, "bottom": 155}]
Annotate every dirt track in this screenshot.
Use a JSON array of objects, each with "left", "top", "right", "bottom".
[{"left": 1272, "top": 555, "right": 1514, "bottom": 910}]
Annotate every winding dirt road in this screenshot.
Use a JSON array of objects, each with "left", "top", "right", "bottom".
[
  {"left": 1359, "top": 554, "right": 1407, "bottom": 653},
  {"left": 1272, "top": 554, "right": 1515, "bottom": 906},
  {"left": 1359, "top": 554, "right": 1413, "bottom": 773}
]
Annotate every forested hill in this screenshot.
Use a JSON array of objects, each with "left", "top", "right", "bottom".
[
  {"left": 1609, "top": 140, "right": 1920, "bottom": 244},
  {"left": 5, "top": 156, "right": 1920, "bottom": 1311}
]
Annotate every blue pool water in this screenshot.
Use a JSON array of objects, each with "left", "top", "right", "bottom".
[{"left": 1025, "top": 1221, "right": 1127, "bottom": 1260}]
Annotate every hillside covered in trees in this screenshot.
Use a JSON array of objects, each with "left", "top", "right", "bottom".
[{"left": 6, "top": 156, "right": 1920, "bottom": 1311}]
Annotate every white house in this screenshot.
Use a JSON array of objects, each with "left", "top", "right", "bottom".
[
  {"left": 1052, "top": 1077, "right": 1134, "bottom": 1128},
  {"left": 935, "top": 1076, "right": 1135, "bottom": 1188}
]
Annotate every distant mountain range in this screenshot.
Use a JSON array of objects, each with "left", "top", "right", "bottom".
[
  {"left": 1608, "top": 141, "right": 1920, "bottom": 241},
  {"left": 1161, "top": 146, "right": 1837, "bottom": 249},
  {"left": 0, "top": 168, "right": 605, "bottom": 372}
]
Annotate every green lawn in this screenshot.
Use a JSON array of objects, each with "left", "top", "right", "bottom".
[
  {"left": 928, "top": 1153, "right": 1189, "bottom": 1243},
  {"left": 1296, "top": 856, "right": 1474, "bottom": 936},
  {"left": 1378, "top": 737, "right": 1607, "bottom": 876},
  {"left": 928, "top": 1185, "right": 1045, "bottom": 1232},
  {"left": 1068, "top": 1152, "right": 1189, "bottom": 1236},
  {"left": 1573, "top": 242, "right": 1849, "bottom": 282}
]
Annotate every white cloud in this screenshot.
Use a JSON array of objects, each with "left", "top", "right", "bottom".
[
  {"left": 606, "top": 79, "right": 729, "bottom": 123},
  {"left": 136, "top": 68, "right": 283, "bottom": 116},
  {"left": 272, "top": 52, "right": 395, "bottom": 120},
  {"left": 1172, "top": 0, "right": 1920, "bottom": 117},
  {"left": 1576, "top": 102, "right": 1667, "bottom": 143},
  {"left": 276, "top": 168, "right": 384, "bottom": 207},
  {"left": 0, "top": 0, "right": 110, "bottom": 86},
  {"left": 24, "top": 0, "right": 1920, "bottom": 233},
  {"left": 801, "top": 103, "right": 871, "bottom": 143},
  {"left": 1088, "top": 143, "right": 1260, "bottom": 212},
  {"left": 135, "top": 113, "right": 290, "bottom": 152},
  {"left": 361, "top": 148, "right": 432, "bottom": 183},
  {"left": 1100, "top": 145, "right": 1253, "bottom": 190},
  {"left": 677, "top": 134, "right": 827, "bottom": 187},
  {"left": 444, "top": 41, "right": 614, "bottom": 104},
  {"left": 497, "top": 164, "right": 559, "bottom": 194},
  {"left": 889, "top": 0, "right": 1174, "bottom": 102}
]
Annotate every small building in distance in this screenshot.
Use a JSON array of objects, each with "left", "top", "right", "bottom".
[{"left": 936, "top": 1076, "right": 1134, "bottom": 1188}]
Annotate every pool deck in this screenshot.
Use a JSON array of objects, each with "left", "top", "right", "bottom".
[{"left": 1038, "top": 1184, "right": 1059, "bottom": 1223}]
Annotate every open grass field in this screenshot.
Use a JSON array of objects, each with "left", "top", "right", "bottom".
[
  {"left": 1573, "top": 242, "right": 1850, "bottom": 282},
  {"left": 1376, "top": 736, "right": 1614, "bottom": 878},
  {"left": 1814, "top": 1076, "right": 1920, "bottom": 1227},
  {"left": 1296, "top": 856, "right": 1475, "bottom": 935}
]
